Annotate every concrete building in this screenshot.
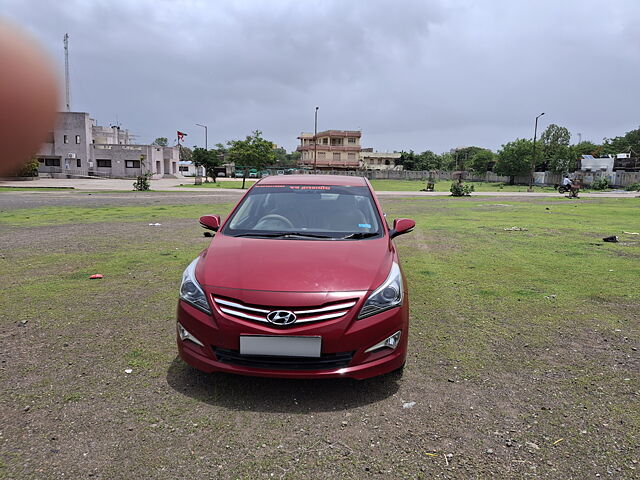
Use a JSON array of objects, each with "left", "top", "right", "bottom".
[
  {"left": 36, "top": 112, "right": 179, "bottom": 178},
  {"left": 296, "top": 129, "right": 402, "bottom": 171},
  {"left": 297, "top": 130, "right": 362, "bottom": 170},
  {"left": 359, "top": 149, "right": 402, "bottom": 170}
]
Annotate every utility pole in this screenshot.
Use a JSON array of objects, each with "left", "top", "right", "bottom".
[
  {"left": 64, "top": 33, "right": 70, "bottom": 112},
  {"left": 313, "top": 106, "right": 319, "bottom": 172},
  {"left": 194, "top": 123, "right": 208, "bottom": 181},
  {"left": 528, "top": 112, "right": 545, "bottom": 192}
]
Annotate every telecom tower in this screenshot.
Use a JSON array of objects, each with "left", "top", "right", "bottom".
[{"left": 64, "top": 33, "right": 70, "bottom": 111}]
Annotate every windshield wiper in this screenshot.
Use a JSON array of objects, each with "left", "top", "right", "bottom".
[
  {"left": 341, "top": 232, "right": 379, "bottom": 239},
  {"left": 233, "top": 232, "right": 333, "bottom": 239}
]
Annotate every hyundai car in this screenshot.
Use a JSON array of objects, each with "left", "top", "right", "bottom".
[{"left": 176, "top": 175, "right": 415, "bottom": 379}]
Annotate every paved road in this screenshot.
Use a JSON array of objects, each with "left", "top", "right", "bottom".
[{"left": 1, "top": 177, "right": 638, "bottom": 198}]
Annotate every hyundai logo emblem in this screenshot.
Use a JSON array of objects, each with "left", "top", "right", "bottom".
[{"left": 266, "top": 310, "right": 297, "bottom": 325}]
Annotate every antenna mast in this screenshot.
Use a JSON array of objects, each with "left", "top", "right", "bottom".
[{"left": 64, "top": 33, "right": 70, "bottom": 111}]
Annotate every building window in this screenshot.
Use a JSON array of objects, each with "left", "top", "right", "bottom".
[
  {"left": 97, "top": 159, "right": 112, "bottom": 168},
  {"left": 63, "top": 135, "right": 69, "bottom": 144},
  {"left": 333, "top": 152, "right": 340, "bottom": 161},
  {"left": 318, "top": 152, "right": 326, "bottom": 158},
  {"left": 77, "top": 159, "right": 82, "bottom": 168},
  {"left": 179, "top": 166, "right": 189, "bottom": 172},
  {"left": 348, "top": 137, "right": 356, "bottom": 144},
  {"left": 348, "top": 153, "right": 356, "bottom": 160},
  {"left": 45, "top": 158, "right": 61, "bottom": 167},
  {"left": 125, "top": 160, "right": 141, "bottom": 168},
  {"left": 75, "top": 135, "right": 81, "bottom": 144},
  {"left": 322, "top": 138, "right": 328, "bottom": 145}
]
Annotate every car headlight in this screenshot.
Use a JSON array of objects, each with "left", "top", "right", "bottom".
[
  {"left": 358, "top": 262, "right": 403, "bottom": 319},
  {"left": 180, "top": 257, "right": 211, "bottom": 314}
]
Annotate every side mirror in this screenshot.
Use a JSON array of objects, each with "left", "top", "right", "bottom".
[
  {"left": 199, "top": 214, "right": 221, "bottom": 231},
  {"left": 389, "top": 218, "right": 415, "bottom": 239}
]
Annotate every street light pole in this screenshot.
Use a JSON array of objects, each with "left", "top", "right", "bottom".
[
  {"left": 313, "top": 106, "right": 319, "bottom": 172},
  {"left": 195, "top": 123, "right": 208, "bottom": 150},
  {"left": 529, "top": 112, "right": 545, "bottom": 191}
]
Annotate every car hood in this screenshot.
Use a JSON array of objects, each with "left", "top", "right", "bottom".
[{"left": 196, "top": 234, "right": 393, "bottom": 293}]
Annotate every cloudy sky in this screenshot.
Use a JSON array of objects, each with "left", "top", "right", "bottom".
[{"left": 2, "top": 0, "right": 639, "bottom": 153}]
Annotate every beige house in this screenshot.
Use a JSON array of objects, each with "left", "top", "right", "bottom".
[
  {"left": 296, "top": 129, "right": 401, "bottom": 171},
  {"left": 360, "top": 149, "right": 402, "bottom": 170},
  {"left": 297, "top": 130, "right": 361, "bottom": 170}
]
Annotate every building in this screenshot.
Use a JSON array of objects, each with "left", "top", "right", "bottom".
[
  {"left": 578, "top": 153, "right": 639, "bottom": 173},
  {"left": 359, "top": 149, "right": 402, "bottom": 170},
  {"left": 297, "top": 130, "right": 362, "bottom": 170},
  {"left": 36, "top": 112, "right": 180, "bottom": 178}
]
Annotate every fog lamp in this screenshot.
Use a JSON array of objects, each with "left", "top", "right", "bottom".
[
  {"left": 177, "top": 322, "right": 204, "bottom": 347},
  {"left": 364, "top": 331, "right": 402, "bottom": 353}
]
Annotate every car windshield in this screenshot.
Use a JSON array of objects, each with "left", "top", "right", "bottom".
[{"left": 223, "top": 184, "right": 383, "bottom": 239}]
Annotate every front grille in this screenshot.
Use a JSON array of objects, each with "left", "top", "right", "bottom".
[
  {"left": 214, "top": 348, "right": 354, "bottom": 370},
  {"left": 212, "top": 296, "right": 357, "bottom": 326}
]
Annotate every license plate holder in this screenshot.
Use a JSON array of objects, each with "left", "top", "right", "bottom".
[{"left": 240, "top": 335, "right": 321, "bottom": 358}]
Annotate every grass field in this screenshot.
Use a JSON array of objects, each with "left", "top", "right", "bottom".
[
  {"left": 178, "top": 179, "right": 257, "bottom": 189},
  {"left": 1, "top": 193, "right": 638, "bottom": 479},
  {"left": 180, "top": 178, "right": 607, "bottom": 193}
]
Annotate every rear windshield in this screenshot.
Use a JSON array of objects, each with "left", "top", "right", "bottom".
[{"left": 223, "top": 184, "right": 383, "bottom": 239}]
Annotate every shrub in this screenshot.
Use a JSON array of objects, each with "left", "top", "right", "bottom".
[
  {"left": 590, "top": 178, "right": 610, "bottom": 190},
  {"left": 450, "top": 182, "right": 475, "bottom": 196},
  {"left": 625, "top": 182, "right": 640, "bottom": 191},
  {"left": 133, "top": 173, "right": 152, "bottom": 191},
  {"left": 11, "top": 157, "right": 39, "bottom": 177}
]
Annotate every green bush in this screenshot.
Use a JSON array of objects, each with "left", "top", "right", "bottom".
[
  {"left": 625, "top": 182, "right": 640, "bottom": 191},
  {"left": 450, "top": 182, "right": 475, "bottom": 196},
  {"left": 133, "top": 173, "right": 152, "bottom": 191},
  {"left": 590, "top": 178, "right": 610, "bottom": 190},
  {"left": 13, "top": 157, "right": 39, "bottom": 177}
]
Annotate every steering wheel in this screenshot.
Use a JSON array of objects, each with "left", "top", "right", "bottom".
[{"left": 254, "top": 214, "right": 294, "bottom": 230}]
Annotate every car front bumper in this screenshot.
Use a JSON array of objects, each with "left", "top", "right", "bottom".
[{"left": 176, "top": 297, "right": 408, "bottom": 380}]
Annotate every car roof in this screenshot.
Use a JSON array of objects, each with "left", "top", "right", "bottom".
[{"left": 258, "top": 175, "right": 368, "bottom": 186}]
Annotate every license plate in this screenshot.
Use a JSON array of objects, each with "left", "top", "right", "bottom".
[{"left": 240, "top": 335, "right": 321, "bottom": 357}]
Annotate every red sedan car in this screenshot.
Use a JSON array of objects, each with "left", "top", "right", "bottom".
[{"left": 177, "top": 175, "right": 415, "bottom": 380}]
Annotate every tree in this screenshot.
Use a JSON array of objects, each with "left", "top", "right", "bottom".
[
  {"left": 192, "top": 147, "right": 222, "bottom": 182},
  {"left": 179, "top": 145, "right": 192, "bottom": 162},
  {"left": 538, "top": 124, "right": 574, "bottom": 174},
  {"left": 602, "top": 126, "right": 640, "bottom": 155},
  {"left": 285, "top": 151, "right": 301, "bottom": 167},
  {"left": 495, "top": 139, "right": 535, "bottom": 184},
  {"left": 273, "top": 147, "right": 288, "bottom": 164},
  {"left": 468, "top": 149, "right": 496, "bottom": 173},
  {"left": 417, "top": 150, "right": 440, "bottom": 170},
  {"left": 226, "top": 130, "right": 276, "bottom": 171},
  {"left": 152, "top": 137, "right": 168, "bottom": 147},
  {"left": 450, "top": 146, "right": 486, "bottom": 170},
  {"left": 573, "top": 141, "right": 603, "bottom": 158},
  {"left": 438, "top": 152, "right": 455, "bottom": 171},
  {"left": 540, "top": 124, "right": 570, "bottom": 160},
  {"left": 397, "top": 150, "right": 419, "bottom": 170},
  {"left": 547, "top": 145, "right": 577, "bottom": 174}
]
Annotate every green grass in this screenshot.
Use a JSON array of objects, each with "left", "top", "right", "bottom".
[
  {"left": 180, "top": 178, "right": 562, "bottom": 192},
  {"left": 0, "top": 203, "right": 234, "bottom": 227},
  {"left": 177, "top": 180, "right": 256, "bottom": 189},
  {"left": 1, "top": 195, "right": 638, "bottom": 478},
  {"left": 368, "top": 179, "right": 564, "bottom": 192}
]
